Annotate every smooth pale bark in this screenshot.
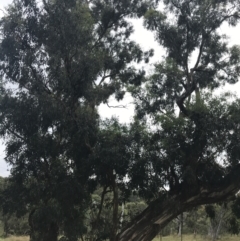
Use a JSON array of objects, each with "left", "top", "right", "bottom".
[
  {"left": 117, "top": 166, "right": 240, "bottom": 241},
  {"left": 209, "top": 205, "right": 226, "bottom": 241},
  {"left": 178, "top": 213, "right": 183, "bottom": 241}
]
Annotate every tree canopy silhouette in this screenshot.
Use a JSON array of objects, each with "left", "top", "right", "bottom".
[{"left": 0, "top": 0, "right": 240, "bottom": 241}]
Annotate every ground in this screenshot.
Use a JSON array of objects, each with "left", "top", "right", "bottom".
[{"left": 0, "top": 235, "right": 239, "bottom": 241}]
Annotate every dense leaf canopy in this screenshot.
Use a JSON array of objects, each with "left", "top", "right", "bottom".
[{"left": 0, "top": 0, "right": 240, "bottom": 241}]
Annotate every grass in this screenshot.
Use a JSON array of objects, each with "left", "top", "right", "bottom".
[
  {"left": 152, "top": 234, "right": 240, "bottom": 241},
  {"left": 0, "top": 236, "right": 29, "bottom": 241},
  {"left": 0, "top": 234, "right": 239, "bottom": 241}
]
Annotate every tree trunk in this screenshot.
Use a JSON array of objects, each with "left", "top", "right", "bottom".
[
  {"left": 29, "top": 210, "right": 58, "bottom": 241},
  {"left": 120, "top": 202, "right": 125, "bottom": 230},
  {"left": 179, "top": 212, "right": 184, "bottom": 241},
  {"left": 117, "top": 170, "right": 240, "bottom": 241},
  {"left": 44, "top": 222, "right": 59, "bottom": 241},
  {"left": 111, "top": 171, "right": 119, "bottom": 241},
  {"left": 215, "top": 215, "right": 223, "bottom": 240},
  {"left": 29, "top": 222, "right": 58, "bottom": 241},
  {"left": 209, "top": 205, "right": 226, "bottom": 241},
  {"left": 177, "top": 213, "right": 183, "bottom": 237}
]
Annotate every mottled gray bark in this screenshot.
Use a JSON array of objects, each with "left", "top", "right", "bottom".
[{"left": 117, "top": 166, "right": 240, "bottom": 241}]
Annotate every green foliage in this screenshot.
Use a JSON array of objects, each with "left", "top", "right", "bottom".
[
  {"left": 125, "top": 201, "right": 147, "bottom": 221},
  {"left": 0, "top": 0, "right": 154, "bottom": 240},
  {"left": 1, "top": 0, "right": 240, "bottom": 241},
  {"left": 0, "top": 177, "right": 29, "bottom": 237},
  {"left": 131, "top": 0, "right": 240, "bottom": 200},
  {"left": 1, "top": 214, "right": 29, "bottom": 237}
]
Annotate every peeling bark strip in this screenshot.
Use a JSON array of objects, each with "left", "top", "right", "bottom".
[{"left": 117, "top": 166, "right": 240, "bottom": 241}]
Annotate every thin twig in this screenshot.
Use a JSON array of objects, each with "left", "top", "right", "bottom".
[{"left": 106, "top": 103, "right": 126, "bottom": 108}]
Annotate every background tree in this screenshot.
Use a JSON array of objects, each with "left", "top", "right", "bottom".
[
  {"left": 205, "top": 204, "right": 230, "bottom": 241},
  {"left": 228, "top": 195, "right": 240, "bottom": 235}
]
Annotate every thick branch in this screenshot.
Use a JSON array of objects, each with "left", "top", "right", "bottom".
[
  {"left": 176, "top": 81, "right": 196, "bottom": 116},
  {"left": 96, "top": 186, "right": 109, "bottom": 223},
  {"left": 117, "top": 165, "right": 240, "bottom": 241}
]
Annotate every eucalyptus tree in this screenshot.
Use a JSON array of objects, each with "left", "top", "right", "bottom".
[
  {"left": 118, "top": 0, "right": 240, "bottom": 240},
  {"left": 0, "top": 0, "right": 153, "bottom": 240}
]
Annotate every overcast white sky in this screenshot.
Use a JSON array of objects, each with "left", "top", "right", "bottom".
[{"left": 0, "top": 0, "right": 239, "bottom": 177}]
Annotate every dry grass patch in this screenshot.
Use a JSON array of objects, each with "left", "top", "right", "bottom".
[
  {"left": 0, "top": 236, "right": 29, "bottom": 241},
  {"left": 152, "top": 235, "right": 240, "bottom": 241}
]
